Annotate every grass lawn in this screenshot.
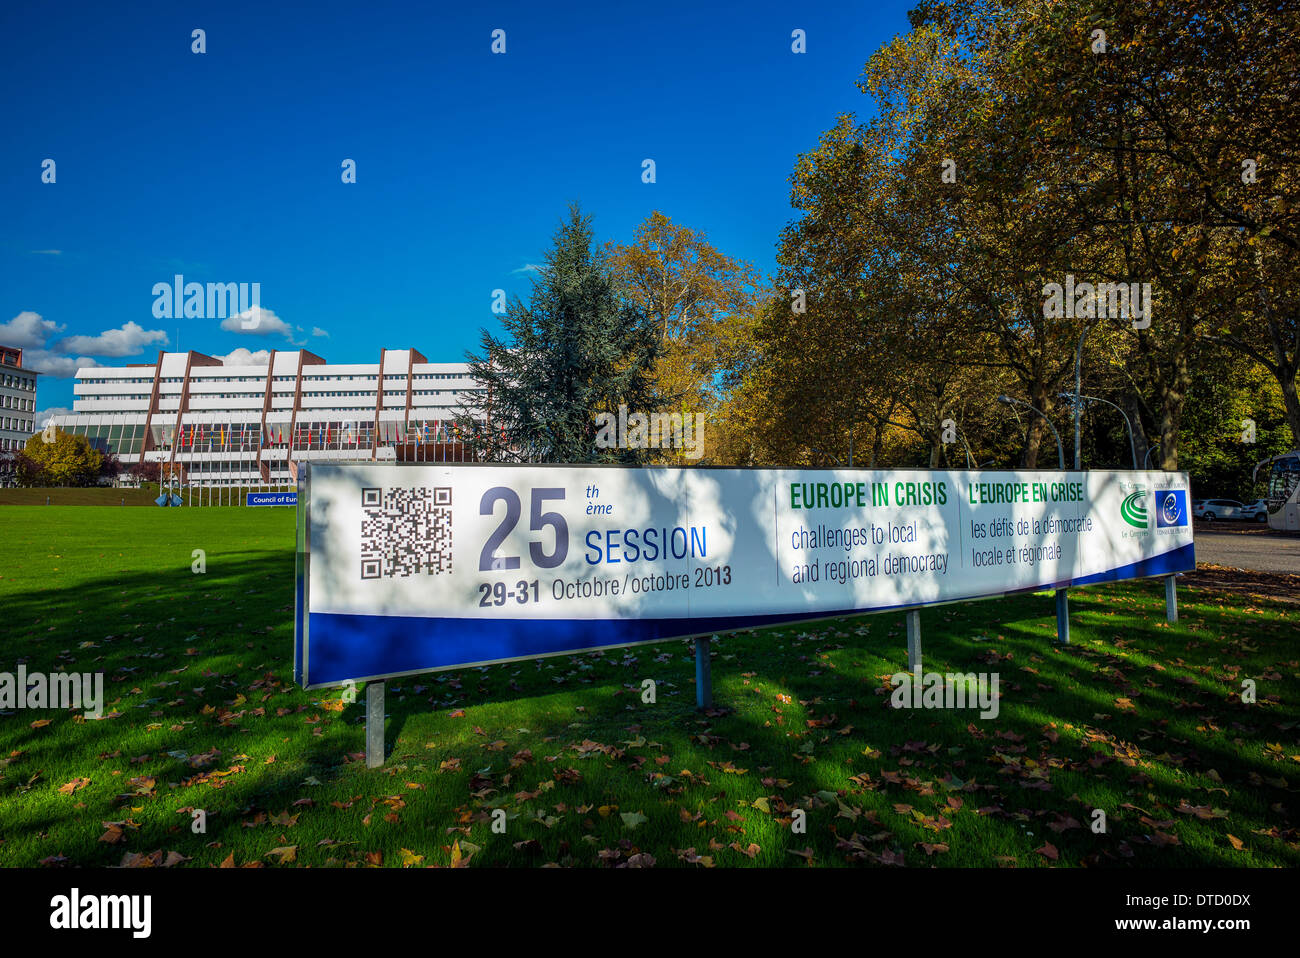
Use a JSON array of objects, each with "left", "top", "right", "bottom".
[{"left": 0, "top": 505, "right": 1296, "bottom": 868}]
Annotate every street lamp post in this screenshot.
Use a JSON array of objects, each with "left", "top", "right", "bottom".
[
  {"left": 1073, "top": 330, "right": 1086, "bottom": 470},
  {"left": 809, "top": 447, "right": 843, "bottom": 468},
  {"left": 1058, "top": 392, "right": 1139, "bottom": 469},
  {"left": 997, "top": 395, "right": 1065, "bottom": 470}
]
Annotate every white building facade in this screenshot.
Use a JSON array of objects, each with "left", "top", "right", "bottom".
[{"left": 49, "top": 348, "right": 486, "bottom": 486}]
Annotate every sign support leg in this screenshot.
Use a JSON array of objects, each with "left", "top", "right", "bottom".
[
  {"left": 1055, "top": 588, "right": 1069, "bottom": 644},
  {"left": 906, "top": 610, "right": 921, "bottom": 672},
  {"left": 695, "top": 636, "right": 713, "bottom": 709},
  {"left": 1165, "top": 575, "right": 1178, "bottom": 624},
  {"left": 366, "top": 681, "right": 385, "bottom": 768}
]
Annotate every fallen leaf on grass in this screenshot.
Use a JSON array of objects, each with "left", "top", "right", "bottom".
[
  {"left": 675, "top": 847, "right": 715, "bottom": 867},
  {"left": 98, "top": 824, "right": 125, "bottom": 844},
  {"left": 449, "top": 840, "right": 472, "bottom": 868}
]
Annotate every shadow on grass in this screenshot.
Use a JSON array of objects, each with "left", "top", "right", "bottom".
[{"left": 2, "top": 547, "right": 1296, "bottom": 868}]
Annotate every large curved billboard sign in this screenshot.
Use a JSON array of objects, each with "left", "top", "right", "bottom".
[{"left": 294, "top": 464, "right": 1194, "bottom": 688}]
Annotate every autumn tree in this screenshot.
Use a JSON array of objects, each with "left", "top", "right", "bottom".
[
  {"left": 606, "top": 211, "right": 761, "bottom": 459},
  {"left": 21, "top": 429, "right": 105, "bottom": 487}
]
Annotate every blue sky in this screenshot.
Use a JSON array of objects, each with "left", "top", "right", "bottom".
[{"left": 1, "top": 0, "right": 914, "bottom": 417}]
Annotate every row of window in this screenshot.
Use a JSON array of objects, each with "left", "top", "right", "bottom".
[
  {"left": 78, "top": 389, "right": 474, "bottom": 400},
  {"left": 81, "top": 371, "right": 472, "bottom": 386},
  {"left": 3, "top": 374, "right": 35, "bottom": 391},
  {"left": 56, "top": 418, "right": 477, "bottom": 456},
  {"left": 4, "top": 395, "right": 33, "bottom": 411},
  {"left": 3, "top": 417, "right": 33, "bottom": 433}
]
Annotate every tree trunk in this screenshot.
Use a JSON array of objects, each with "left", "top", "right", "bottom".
[
  {"left": 1281, "top": 374, "right": 1300, "bottom": 449},
  {"left": 1021, "top": 415, "right": 1043, "bottom": 469}
]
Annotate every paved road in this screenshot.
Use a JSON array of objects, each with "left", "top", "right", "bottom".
[{"left": 1194, "top": 526, "right": 1300, "bottom": 574}]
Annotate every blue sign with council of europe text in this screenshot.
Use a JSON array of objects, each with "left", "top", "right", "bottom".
[
  {"left": 1155, "top": 489, "right": 1189, "bottom": 527},
  {"left": 248, "top": 492, "right": 297, "bottom": 507}
]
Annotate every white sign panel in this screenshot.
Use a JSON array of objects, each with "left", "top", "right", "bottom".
[{"left": 294, "top": 464, "right": 1193, "bottom": 687}]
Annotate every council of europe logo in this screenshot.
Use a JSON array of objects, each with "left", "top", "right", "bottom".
[
  {"left": 1155, "top": 489, "right": 1188, "bottom": 527},
  {"left": 1120, "top": 487, "right": 1148, "bottom": 529}
]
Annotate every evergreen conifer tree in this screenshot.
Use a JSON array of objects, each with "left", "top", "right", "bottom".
[{"left": 458, "top": 204, "right": 663, "bottom": 463}]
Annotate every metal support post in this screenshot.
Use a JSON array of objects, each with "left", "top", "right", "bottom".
[
  {"left": 695, "top": 636, "right": 713, "bottom": 709},
  {"left": 366, "top": 681, "right": 385, "bottom": 768},
  {"left": 1055, "top": 588, "right": 1069, "bottom": 644},
  {"left": 906, "top": 610, "right": 921, "bottom": 672}
]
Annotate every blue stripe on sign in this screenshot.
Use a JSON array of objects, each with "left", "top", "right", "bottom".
[
  {"left": 302, "top": 542, "right": 1196, "bottom": 686},
  {"left": 1069, "top": 541, "right": 1194, "bottom": 586},
  {"left": 305, "top": 607, "right": 851, "bottom": 686}
]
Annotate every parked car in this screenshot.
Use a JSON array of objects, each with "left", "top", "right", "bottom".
[
  {"left": 1242, "top": 499, "right": 1270, "bottom": 522},
  {"left": 1193, "top": 499, "right": 1244, "bottom": 521}
]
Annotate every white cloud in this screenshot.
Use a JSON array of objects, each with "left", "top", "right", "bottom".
[
  {"left": 59, "top": 321, "right": 168, "bottom": 357},
  {"left": 219, "top": 307, "right": 292, "bottom": 337},
  {"left": 214, "top": 348, "right": 272, "bottom": 367},
  {"left": 35, "top": 406, "right": 73, "bottom": 428},
  {"left": 311, "top": 326, "right": 330, "bottom": 338},
  {"left": 0, "top": 311, "right": 65, "bottom": 349},
  {"left": 29, "top": 249, "right": 62, "bottom": 256},
  {"left": 511, "top": 263, "right": 543, "bottom": 274},
  {"left": 20, "top": 349, "right": 102, "bottom": 378}
]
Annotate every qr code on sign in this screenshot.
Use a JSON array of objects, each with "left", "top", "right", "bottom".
[{"left": 360, "top": 486, "right": 452, "bottom": 579}]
